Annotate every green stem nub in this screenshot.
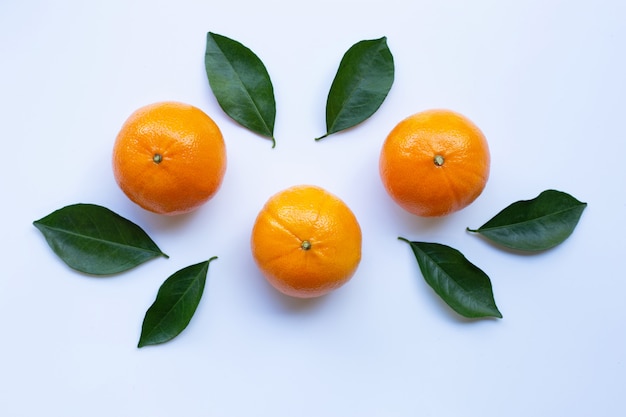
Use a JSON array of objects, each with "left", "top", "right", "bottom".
[
  {"left": 153, "top": 153, "right": 163, "bottom": 164},
  {"left": 434, "top": 154, "right": 445, "bottom": 166},
  {"left": 301, "top": 240, "right": 312, "bottom": 250}
]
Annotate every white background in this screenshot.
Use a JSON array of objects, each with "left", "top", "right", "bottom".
[{"left": 2, "top": 1, "right": 625, "bottom": 416}]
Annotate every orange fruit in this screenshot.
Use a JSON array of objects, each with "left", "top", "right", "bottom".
[
  {"left": 250, "top": 185, "right": 362, "bottom": 298},
  {"left": 112, "top": 101, "right": 226, "bottom": 215},
  {"left": 379, "top": 109, "right": 490, "bottom": 217}
]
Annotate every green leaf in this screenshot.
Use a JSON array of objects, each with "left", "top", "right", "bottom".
[
  {"left": 467, "top": 190, "right": 587, "bottom": 251},
  {"left": 138, "top": 257, "right": 217, "bottom": 348},
  {"left": 205, "top": 32, "right": 276, "bottom": 147},
  {"left": 399, "top": 238, "right": 502, "bottom": 319},
  {"left": 315, "top": 36, "right": 394, "bottom": 141},
  {"left": 33, "top": 204, "right": 168, "bottom": 275}
]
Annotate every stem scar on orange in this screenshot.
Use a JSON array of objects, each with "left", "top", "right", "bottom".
[
  {"left": 112, "top": 101, "right": 227, "bottom": 216},
  {"left": 379, "top": 109, "right": 490, "bottom": 217},
  {"left": 250, "top": 185, "right": 362, "bottom": 299}
]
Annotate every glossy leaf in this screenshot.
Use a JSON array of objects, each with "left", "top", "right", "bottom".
[
  {"left": 138, "top": 257, "right": 217, "bottom": 348},
  {"left": 316, "top": 37, "right": 394, "bottom": 141},
  {"left": 467, "top": 190, "right": 587, "bottom": 251},
  {"left": 399, "top": 238, "right": 502, "bottom": 319},
  {"left": 33, "top": 204, "right": 168, "bottom": 275},
  {"left": 205, "top": 32, "right": 276, "bottom": 147}
]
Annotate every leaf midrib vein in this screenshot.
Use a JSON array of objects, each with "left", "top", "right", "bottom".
[
  {"left": 39, "top": 224, "right": 161, "bottom": 255},
  {"left": 211, "top": 46, "right": 271, "bottom": 135},
  {"left": 479, "top": 206, "right": 582, "bottom": 232}
]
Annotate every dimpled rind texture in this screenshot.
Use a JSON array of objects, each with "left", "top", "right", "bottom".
[
  {"left": 379, "top": 109, "right": 490, "bottom": 217},
  {"left": 250, "top": 185, "right": 362, "bottom": 298},
  {"left": 112, "top": 101, "right": 227, "bottom": 215}
]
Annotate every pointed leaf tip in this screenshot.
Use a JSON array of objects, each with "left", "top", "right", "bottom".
[
  {"left": 138, "top": 257, "right": 217, "bottom": 348},
  {"left": 205, "top": 32, "right": 276, "bottom": 144},
  {"left": 33, "top": 203, "right": 167, "bottom": 275},
  {"left": 468, "top": 189, "right": 587, "bottom": 251},
  {"left": 318, "top": 36, "right": 394, "bottom": 140},
  {"left": 401, "top": 238, "right": 502, "bottom": 319}
]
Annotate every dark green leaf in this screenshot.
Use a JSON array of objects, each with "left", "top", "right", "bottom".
[
  {"left": 316, "top": 36, "right": 394, "bottom": 141},
  {"left": 205, "top": 32, "right": 276, "bottom": 147},
  {"left": 467, "top": 190, "right": 587, "bottom": 251},
  {"left": 399, "top": 238, "right": 502, "bottom": 319},
  {"left": 33, "top": 204, "right": 168, "bottom": 275},
  {"left": 138, "top": 257, "right": 217, "bottom": 348}
]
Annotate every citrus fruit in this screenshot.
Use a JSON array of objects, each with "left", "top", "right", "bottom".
[
  {"left": 379, "top": 109, "right": 490, "bottom": 217},
  {"left": 250, "top": 185, "right": 362, "bottom": 298},
  {"left": 112, "top": 101, "right": 226, "bottom": 215}
]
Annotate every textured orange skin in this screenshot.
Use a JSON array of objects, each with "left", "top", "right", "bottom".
[
  {"left": 112, "top": 102, "right": 226, "bottom": 215},
  {"left": 251, "top": 185, "right": 362, "bottom": 298},
  {"left": 379, "top": 109, "right": 490, "bottom": 217}
]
